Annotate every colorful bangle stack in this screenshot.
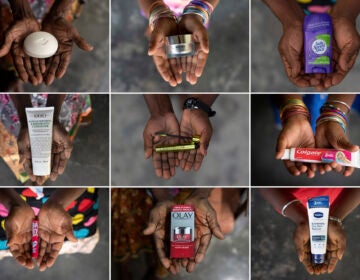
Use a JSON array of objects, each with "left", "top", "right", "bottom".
[
  {"left": 149, "top": 1, "right": 177, "bottom": 31},
  {"left": 182, "top": 0, "right": 214, "bottom": 26},
  {"left": 316, "top": 102, "right": 349, "bottom": 133},
  {"left": 279, "top": 99, "right": 310, "bottom": 124}
]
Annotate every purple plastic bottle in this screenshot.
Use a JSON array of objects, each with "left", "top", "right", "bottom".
[{"left": 303, "top": 13, "right": 333, "bottom": 74}]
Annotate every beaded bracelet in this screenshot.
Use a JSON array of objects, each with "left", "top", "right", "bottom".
[
  {"left": 149, "top": 2, "right": 177, "bottom": 31},
  {"left": 182, "top": 0, "right": 214, "bottom": 26},
  {"left": 329, "top": 216, "right": 343, "bottom": 227},
  {"left": 279, "top": 99, "right": 311, "bottom": 123}
]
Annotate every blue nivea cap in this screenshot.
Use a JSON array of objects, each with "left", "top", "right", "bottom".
[{"left": 312, "top": 253, "right": 325, "bottom": 264}]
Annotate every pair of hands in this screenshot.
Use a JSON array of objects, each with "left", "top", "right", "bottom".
[
  {"left": 143, "top": 195, "right": 224, "bottom": 274},
  {"left": 279, "top": 16, "right": 360, "bottom": 90},
  {"left": 5, "top": 200, "right": 77, "bottom": 271},
  {"left": 149, "top": 14, "right": 209, "bottom": 86},
  {"left": 143, "top": 109, "right": 212, "bottom": 179},
  {"left": 276, "top": 115, "right": 359, "bottom": 177},
  {"left": 0, "top": 14, "right": 93, "bottom": 85},
  {"left": 294, "top": 220, "right": 346, "bottom": 275},
  {"left": 17, "top": 122, "right": 73, "bottom": 185}
]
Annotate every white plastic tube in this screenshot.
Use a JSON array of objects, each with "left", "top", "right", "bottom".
[
  {"left": 307, "top": 196, "right": 330, "bottom": 264},
  {"left": 25, "top": 107, "right": 54, "bottom": 176}
]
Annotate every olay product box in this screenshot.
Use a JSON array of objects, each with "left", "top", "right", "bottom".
[
  {"left": 304, "top": 13, "right": 332, "bottom": 73},
  {"left": 170, "top": 205, "right": 195, "bottom": 259}
]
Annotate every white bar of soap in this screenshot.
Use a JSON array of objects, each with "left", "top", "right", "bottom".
[{"left": 24, "top": 32, "right": 58, "bottom": 58}]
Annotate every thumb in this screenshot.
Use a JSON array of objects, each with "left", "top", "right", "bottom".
[
  {"left": 194, "top": 30, "right": 209, "bottom": 54},
  {"left": 338, "top": 42, "right": 359, "bottom": 72},
  {"left": 143, "top": 222, "right": 157, "bottom": 235},
  {"left": 143, "top": 130, "right": 153, "bottom": 159},
  {"left": 275, "top": 134, "right": 288, "bottom": 159},
  {"left": 65, "top": 229, "right": 78, "bottom": 242},
  {"left": 207, "top": 210, "right": 225, "bottom": 240},
  {"left": 72, "top": 27, "right": 93, "bottom": 52},
  {"left": 148, "top": 31, "right": 164, "bottom": 56},
  {"left": 0, "top": 30, "right": 14, "bottom": 57},
  {"left": 333, "top": 136, "right": 359, "bottom": 152},
  {"left": 199, "top": 128, "right": 212, "bottom": 156}
]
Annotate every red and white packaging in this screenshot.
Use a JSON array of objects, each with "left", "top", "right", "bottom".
[
  {"left": 32, "top": 219, "right": 39, "bottom": 259},
  {"left": 170, "top": 205, "right": 195, "bottom": 259},
  {"left": 281, "top": 147, "right": 360, "bottom": 168}
]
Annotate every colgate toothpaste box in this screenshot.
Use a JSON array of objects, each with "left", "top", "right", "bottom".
[
  {"left": 32, "top": 219, "right": 39, "bottom": 258},
  {"left": 170, "top": 205, "right": 195, "bottom": 259}
]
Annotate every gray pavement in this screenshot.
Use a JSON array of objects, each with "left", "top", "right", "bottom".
[
  {"left": 0, "top": 188, "right": 109, "bottom": 280},
  {"left": 252, "top": 189, "right": 360, "bottom": 280},
  {"left": 0, "top": 94, "right": 109, "bottom": 186},
  {"left": 23, "top": 0, "right": 109, "bottom": 92},
  {"left": 251, "top": 94, "right": 360, "bottom": 186},
  {"left": 111, "top": 0, "right": 249, "bottom": 92},
  {"left": 251, "top": 1, "right": 360, "bottom": 92},
  {"left": 111, "top": 94, "right": 249, "bottom": 186}
]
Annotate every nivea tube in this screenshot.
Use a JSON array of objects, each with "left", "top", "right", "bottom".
[
  {"left": 307, "top": 196, "right": 330, "bottom": 264},
  {"left": 304, "top": 13, "right": 332, "bottom": 73},
  {"left": 25, "top": 107, "right": 54, "bottom": 176}
]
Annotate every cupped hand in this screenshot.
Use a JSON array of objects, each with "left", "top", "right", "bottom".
[
  {"left": 178, "top": 109, "right": 212, "bottom": 172},
  {"left": 18, "top": 123, "right": 72, "bottom": 185},
  {"left": 143, "top": 200, "right": 177, "bottom": 273},
  {"left": 41, "top": 15, "right": 93, "bottom": 85},
  {"left": 37, "top": 200, "right": 77, "bottom": 271},
  {"left": 315, "top": 121, "right": 359, "bottom": 176},
  {"left": 178, "top": 14, "right": 209, "bottom": 85},
  {"left": 143, "top": 112, "right": 180, "bottom": 179},
  {"left": 182, "top": 195, "right": 224, "bottom": 273},
  {"left": 149, "top": 17, "right": 182, "bottom": 87},
  {"left": 324, "top": 16, "right": 360, "bottom": 89},
  {"left": 276, "top": 114, "right": 316, "bottom": 177},
  {"left": 0, "top": 18, "right": 44, "bottom": 85},
  {"left": 50, "top": 122, "right": 73, "bottom": 181},
  {"left": 325, "top": 220, "right": 346, "bottom": 274},
  {"left": 279, "top": 22, "right": 326, "bottom": 90},
  {"left": 5, "top": 204, "right": 35, "bottom": 269},
  {"left": 293, "top": 221, "right": 315, "bottom": 274}
]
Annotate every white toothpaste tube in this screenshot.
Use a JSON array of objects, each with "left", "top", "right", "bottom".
[
  {"left": 25, "top": 107, "right": 54, "bottom": 176},
  {"left": 281, "top": 147, "right": 360, "bottom": 168},
  {"left": 307, "top": 196, "right": 330, "bottom": 264}
]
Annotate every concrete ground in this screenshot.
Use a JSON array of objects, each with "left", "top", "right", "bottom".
[
  {"left": 251, "top": 94, "right": 360, "bottom": 186},
  {"left": 0, "top": 188, "right": 109, "bottom": 280},
  {"left": 251, "top": 189, "right": 360, "bottom": 280},
  {"left": 22, "top": 0, "right": 109, "bottom": 92},
  {"left": 251, "top": 1, "right": 360, "bottom": 92},
  {"left": 0, "top": 94, "right": 109, "bottom": 186},
  {"left": 111, "top": 0, "right": 249, "bottom": 92},
  {"left": 111, "top": 94, "right": 249, "bottom": 186},
  {"left": 112, "top": 203, "right": 249, "bottom": 280}
]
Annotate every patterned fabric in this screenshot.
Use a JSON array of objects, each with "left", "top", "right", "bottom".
[
  {"left": 0, "top": 188, "right": 99, "bottom": 250},
  {"left": 164, "top": 0, "right": 190, "bottom": 16},
  {"left": 296, "top": 0, "right": 336, "bottom": 14},
  {"left": 0, "top": 94, "right": 92, "bottom": 183}
]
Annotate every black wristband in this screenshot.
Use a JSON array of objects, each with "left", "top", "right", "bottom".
[{"left": 183, "top": 97, "right": 216, "bottom": 117}]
